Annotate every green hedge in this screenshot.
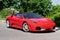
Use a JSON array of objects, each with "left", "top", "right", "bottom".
[
  {"left": 0, "top": 8, "right": 11, "bottom": 20},
  {"left": 54, "top": 14, "right": 60, "bottom": 27},
  {"left": 46, "top": 13, "right": 60, "bottom": 27}
]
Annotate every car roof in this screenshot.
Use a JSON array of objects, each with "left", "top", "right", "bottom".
[
  {"left": 16, "top": 12, "right": 38, "bottom": 15},
  {"left": 24, "top": 12, "right": 36, "bottom": 14}
]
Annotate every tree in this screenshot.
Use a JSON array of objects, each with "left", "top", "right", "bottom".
[
  {"left": 18, "top": 0, "right": 52, "bottom": 16},
  {"left": 0, "top": 0, "right": 3, "bottom": 10},
  {"left": 0, "top": 0, "right": 53, "bottom": 16},
  {"left": 53, "top": 5, "right": 60, "bottom": 14}
]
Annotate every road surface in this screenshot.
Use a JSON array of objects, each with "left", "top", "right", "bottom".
[{"left": 0, "top": 20, "right": 60, "bottom": 40}]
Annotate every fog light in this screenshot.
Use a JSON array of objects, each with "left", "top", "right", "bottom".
[{"left": 41, "top": 28, "right": 45, "bottom": 31}]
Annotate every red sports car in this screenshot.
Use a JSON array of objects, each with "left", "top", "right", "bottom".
[{"left": 6, "top": 13, "right": 56, "bottom": 32}]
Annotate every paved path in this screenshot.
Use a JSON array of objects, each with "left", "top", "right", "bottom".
[{"left": 0, "top": 20, "right": 60, "bottom": 40}]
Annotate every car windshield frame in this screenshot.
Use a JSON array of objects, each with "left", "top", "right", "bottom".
[
  {"left": 15, "top": 13, "right": 22, "bottom": 17},
  {"left": 24, "top": 13, "right": 42, "bottom": 18}
]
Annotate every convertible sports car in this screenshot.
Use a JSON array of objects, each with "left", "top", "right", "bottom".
[{"left": 6, "top": 13, "right": 56, "bottom": 32}]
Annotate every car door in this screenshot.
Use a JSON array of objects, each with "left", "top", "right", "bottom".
[
  {"left": 10, "top": 15, "right": 19, "bottom": 28},
  {"left": 11, "top": 13, "right": 23, "bottom": 28},
  {"left": 14, "top": 13, "right": 24, "bottom": 28},
  {"left": 15, "top": 13, "right": 23, "bottom": 28}
]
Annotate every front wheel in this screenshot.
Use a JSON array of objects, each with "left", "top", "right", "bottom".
[
  {"left": 22, "top": 23, "right": 29, "bottom": 32},
  {"left": 53, "top": 27, "right": 59, "bottom": 31}
]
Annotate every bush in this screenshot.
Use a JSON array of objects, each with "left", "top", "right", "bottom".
[
  {"left": 0, "top": 8, "right": 11, "bottom": 19},
  {"left": 46, "top": 13, "right": 60, "bottom": 27},
  {"left": 54, "top": 14, "right": 60, "bottom": 27}
]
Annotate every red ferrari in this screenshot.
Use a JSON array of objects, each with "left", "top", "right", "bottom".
[{"left": 6, "top": 13, "right": 56, "bottom": 32}]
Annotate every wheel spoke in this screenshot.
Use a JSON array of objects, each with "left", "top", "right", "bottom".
[{"left": 23, "top": 23, "right": 29, "bottom": 32}]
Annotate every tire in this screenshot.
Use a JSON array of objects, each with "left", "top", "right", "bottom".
[
  {"left": 22, "top": 23, "right": 29, "bottom": 32},
  {"left": 53, "top": 27, "right": 59, "bottom": 32},
  {"left": 52, "top": 26, "right": 56, "bottom": 32},
  {"left": 6, "top": 20, "right": 10, "bottom": 28}
]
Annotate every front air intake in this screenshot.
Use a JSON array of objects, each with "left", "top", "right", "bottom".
[{"left": 36, "top": 27, "right": 41, "bottom": 30}]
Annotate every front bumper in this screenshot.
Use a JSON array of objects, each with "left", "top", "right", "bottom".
[{"left": 29, "top": 23, "right": 55, "bottom": 32}]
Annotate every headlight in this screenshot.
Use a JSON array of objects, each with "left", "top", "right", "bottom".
[{"left": 31, "top": 20, "right": 37, "bottom": 24}]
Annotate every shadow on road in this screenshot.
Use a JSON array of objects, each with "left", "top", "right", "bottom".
[
  {"left": 7, "top": 27, "right": 23, "bottom": 31},
  {"left": 29, "top": 31, "right": 55, "bottom": 34},
  {"left": 7, "top": 27, "right": 59, "bottom": 34}
]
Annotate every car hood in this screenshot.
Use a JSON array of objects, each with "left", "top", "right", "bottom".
[
  {"left": 29, "top": 18, "right": 52, "bottom": 22},
  {"left": 29, "top": 18, "right": 56, "bottom": 29}
]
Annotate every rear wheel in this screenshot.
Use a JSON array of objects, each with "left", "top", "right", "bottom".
[
  {"left": 22, "top": 23, "right": 29, "bottom": 32},
  {"left": 6, "top": 20, "right": 10, "bottom": 28}
]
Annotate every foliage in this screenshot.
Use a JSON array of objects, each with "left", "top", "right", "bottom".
[
  {"left": 53, "top": 5, "right": 60, "bottom": 27},
  {"left": 18, "top": 0, "right": 52, "bottom": 16},
  {"left": 0, "top": 8, "right": 11, "bottom": 19},
  {"left": 0, "top": 1, "right": 3, "bottom": 10},
  {"left": 0, "top": 0, "right": 52, "bottom": 16},
  {"left": 46, "top": 5, "right": 60, "bottom": 27}
]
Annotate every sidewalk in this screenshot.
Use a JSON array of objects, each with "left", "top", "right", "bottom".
[{"left": 0, "top": 20, "right": 5, "bottom": 23}]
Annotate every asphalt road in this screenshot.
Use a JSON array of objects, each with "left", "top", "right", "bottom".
[{"left": 0, "top": 20, "right": 60, "bottom": 40}]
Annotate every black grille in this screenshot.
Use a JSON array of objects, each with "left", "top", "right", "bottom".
[
  {"left": 36, "top": 27, "right": 41, "bottom": 30},
  {"left": 53, "top": 26, "right": 55, "bottom": 29}
]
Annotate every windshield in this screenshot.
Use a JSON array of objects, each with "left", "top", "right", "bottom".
[{"left": 24, "top": 13, "right": 42, "bottom": 18}]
